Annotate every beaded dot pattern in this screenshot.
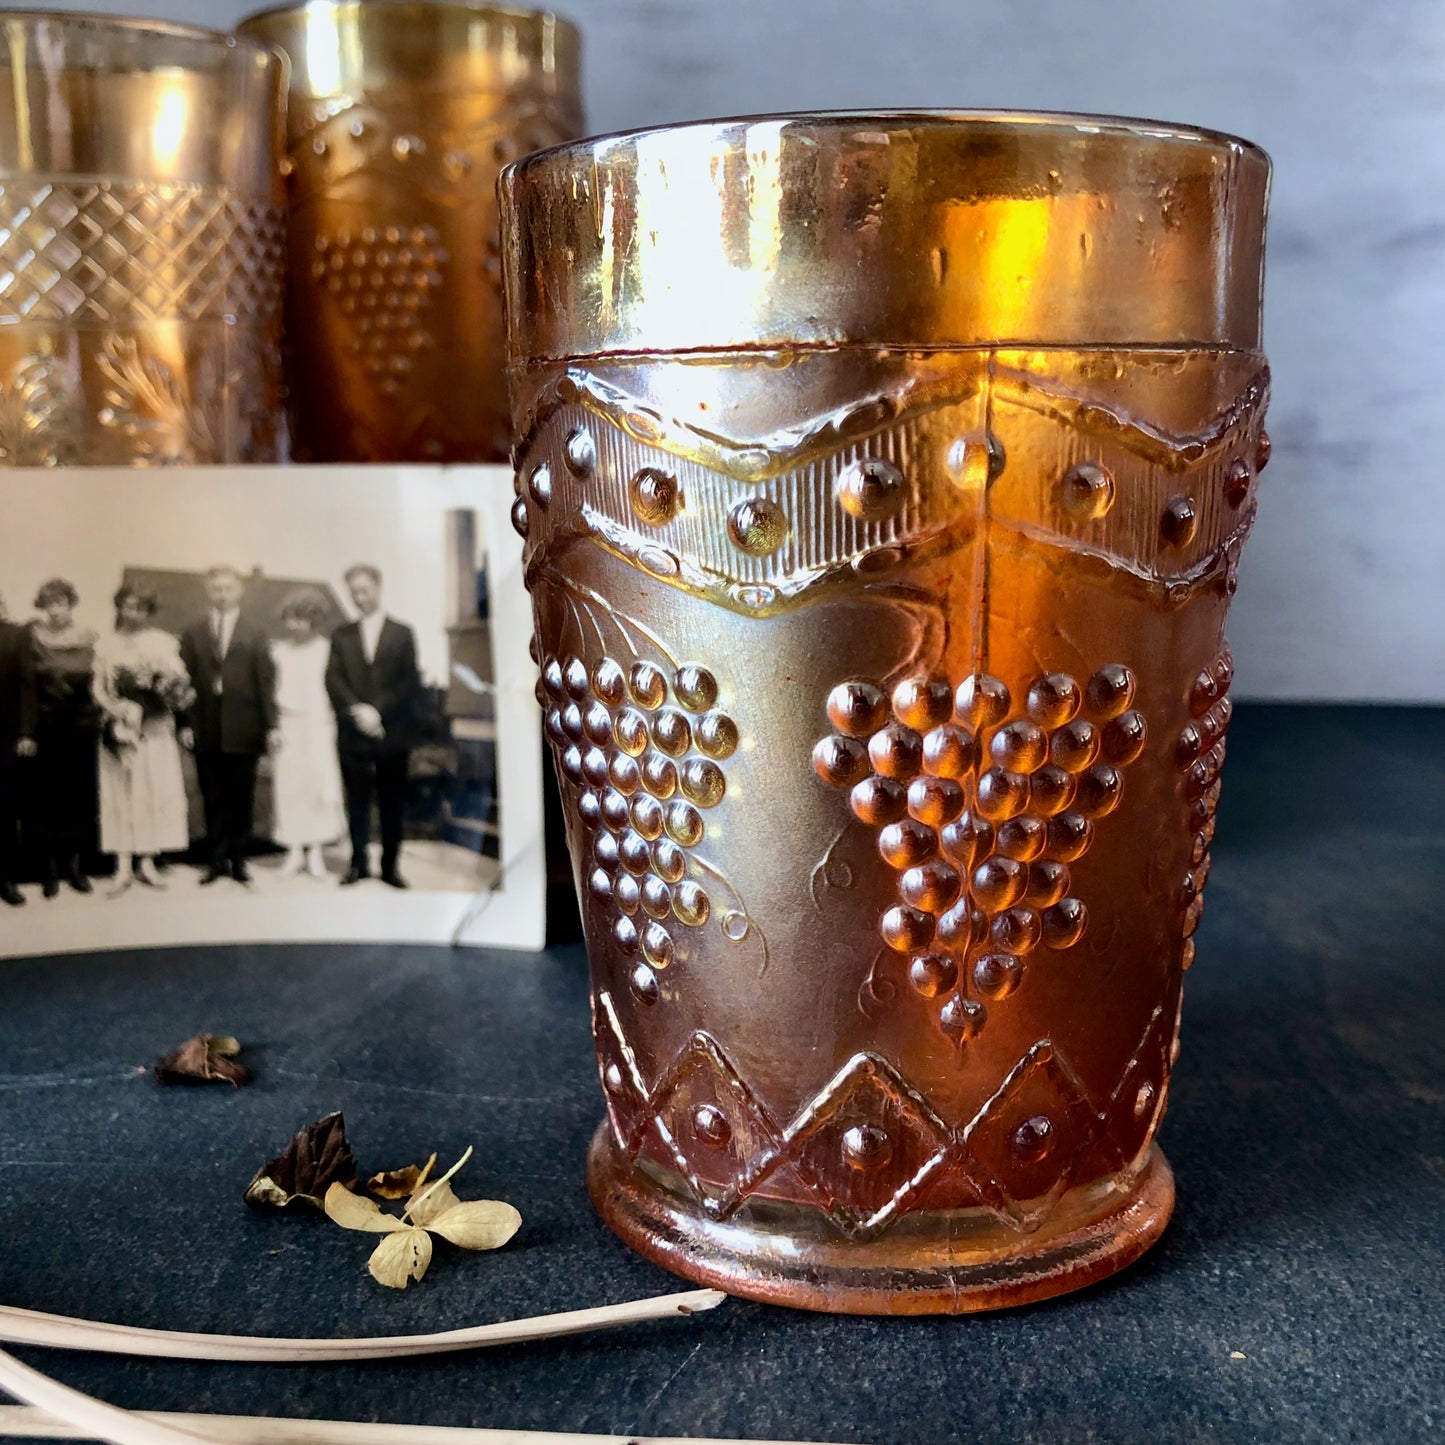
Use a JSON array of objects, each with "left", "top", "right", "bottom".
[
  {"left": 814, "top": 665, "right": 1146, "bottom": 1046},
  {"left": 1174, "top": 641, "right": 1235, "bottom": 969},
  {"left": 310, "top": 226, "right": 447, "bottom": 397},
  {"left": 541, "top": 653, "right": 736, "bottom": 1004}
]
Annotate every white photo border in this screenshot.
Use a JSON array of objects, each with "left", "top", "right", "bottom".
[{"left": 1, "top": 465, "right": 545, "bottom": 958}]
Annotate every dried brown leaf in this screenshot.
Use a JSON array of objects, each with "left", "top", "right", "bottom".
[
  {"left": 368, "top": 1226, "right": 432, "bottom": 1289},
  {"left": 367, "top": 1153, "right": 436, "bottom": 1200},
  {"left": 154, "top": 1033, "right": 252, "bottom": 1087},
  {"left": 242, "top": 1112, "right": 358, "bottom": 1213},
  {"left": 426, "top": 1200, "right": 522, "bottom": 1252},
  {"left": 323, "top": 1182, "right": 404, "bottom": 1234}
]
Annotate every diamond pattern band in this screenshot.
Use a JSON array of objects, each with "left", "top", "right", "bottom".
[
  {"left": 595, "top": 988, "right": 1176, "bottom": 1241},
  {"left": 0, "top": 179, "right": 284, "bottom": 325}
]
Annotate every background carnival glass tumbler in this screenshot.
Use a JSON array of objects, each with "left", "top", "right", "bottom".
[
  {"left": 0, "top": 13, "right": 285, "bottom": 465},
  {"left": 502, "top": 114, "right": 1271, "bottom": 1314},
  {"left": 239, "top": 1, "right": 583, "bottom": 463}
]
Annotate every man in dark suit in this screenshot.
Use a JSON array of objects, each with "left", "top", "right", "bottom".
[
  {"left": 178, "top": 566, "right": 279, "bottom": 885},
  {"left": 326, "top": 564, "right": 422, "bottom": 889},
  {"left": 0, "top": 607, "right": 38, "bottom": 907}
]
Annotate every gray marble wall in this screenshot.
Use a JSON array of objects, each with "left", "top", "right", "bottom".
[{"left": 30, "top": 0, "right": 1445, "bottom": 701}]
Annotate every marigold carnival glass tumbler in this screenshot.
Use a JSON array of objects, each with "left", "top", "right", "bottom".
[
  {"left": 238, "top": 1, "right": 583, "bottom": 463},
  {"left": 0, "top": 13, "right": 286, "bottom": 466},
  {"left": 500, "top": 113, "right": 1271, "bottom": 1313}
]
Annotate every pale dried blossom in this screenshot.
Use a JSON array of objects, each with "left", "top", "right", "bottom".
[{"left": 325, "top": 1146, "right": 520, "bottom": 1289}]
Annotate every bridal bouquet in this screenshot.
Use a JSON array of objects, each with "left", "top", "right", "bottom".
[
  {"left": 115, "top": 660, "right": 195, "bottom": 716},
  {"left": 105, "top": 660, "right": 196, "bottom": 751}
]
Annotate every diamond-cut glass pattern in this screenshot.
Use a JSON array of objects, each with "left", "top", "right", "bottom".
[{"left": 0, "top": 181, "right": 284, "bottom": 324}]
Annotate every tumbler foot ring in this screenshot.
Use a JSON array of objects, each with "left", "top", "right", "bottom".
[{"left": 587, "top": 1122, "right": 1174, "bottom": 1316}]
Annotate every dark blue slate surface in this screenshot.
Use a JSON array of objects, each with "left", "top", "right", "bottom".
[{"left": 0, "top": 704, "right": 1441, "bottom": 1445}]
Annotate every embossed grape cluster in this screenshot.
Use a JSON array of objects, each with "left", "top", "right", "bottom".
[
  {"left": 1174, "top": 643, "right": 1234, "bottom": 968},
  {"left": 813, "top": 665, "right": 1146, "bottom": 1046},
  {"left": 311, "top": 226, "right": 446, "bottom": 395},
  {"left": 539, "top": 654, "right": 738, "bottom": 1006}
]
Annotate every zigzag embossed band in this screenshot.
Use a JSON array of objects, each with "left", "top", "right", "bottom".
[{"left": 512, "top": 360, "right": 1270, "bottom": 614}]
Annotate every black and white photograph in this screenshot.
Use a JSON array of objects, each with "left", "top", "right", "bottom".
[{"left": 0, "top": 466, "right": 544, "bottom": 955}]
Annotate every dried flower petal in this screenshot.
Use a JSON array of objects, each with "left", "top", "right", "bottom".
[
  {"left": 243, "top": 1112, "right": 358, "bottom": 1213},
  {"left": 427, "top": 1200, "right": 522, "bottom": 1251},
  {"left": 406, "top": 1179, "right": 460, "bottom": 1227},
  {"left": 154, "top": 1033, "right": 251, "bottom": 1087},
  {"left": 324, "top": 1182, "right": 405, "bottom": 1234},
  {"left": 367, "top": 1154, "right": 436, "bottom": 1200},
  {"left": 403, "top": 1145, "right": 473, "bottom": 1227},
  {"left": 320, "top": 1140, "right": 520, "bottom": 1289},
  {"left": 368, "top": 1226, "right": 433, "bottom": 1289}
]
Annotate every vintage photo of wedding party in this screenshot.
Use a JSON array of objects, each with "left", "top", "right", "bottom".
[{"left": 0, "top": 467, "right": 544, "bottom": 956}]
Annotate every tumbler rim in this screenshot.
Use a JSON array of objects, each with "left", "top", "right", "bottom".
[
  {"left": 501, "top": 108, "right": 1272, "bottom": 360},
  {"left": 237, "top": 0, "right": 579, "bottom": 107},
  {"left": 237, "top": 0, "right": 579, "bottom": 48},
  {"left": 507, "top": 107, "right": 1270, "bottom": 173},
  {"left": 0, "top": 9, "right": 280, "bottom": 64}
]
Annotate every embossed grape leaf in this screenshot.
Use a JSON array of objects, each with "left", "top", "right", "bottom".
[
  {"left": 243, "top": 1112, "right": 358, "bottom": 1213},
  {"left": 153, "top": 1033, "right": 252, "bottom": 1087}
]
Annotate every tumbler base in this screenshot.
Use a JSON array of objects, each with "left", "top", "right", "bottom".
[{"left": 587, "top": 1123, "right": 1174, "bottom": 1315}]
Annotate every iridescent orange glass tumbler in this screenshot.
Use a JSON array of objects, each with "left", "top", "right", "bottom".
[
  {"left": 0, "top": 13, "right": 285, "bottom": 465},
  {"left": 501, "top": 113, "right": 1271, "bottom": 1313},
  {"left": 238, "top": 1, "right": 582, "bottom": 462}
]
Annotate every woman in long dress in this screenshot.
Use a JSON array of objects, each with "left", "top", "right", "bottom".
[
  {"left": 28, "top": 578, "right": 99, "bottom": 896},
  {"left": 270, "top": 589, "right": 345, "bottom": 878},
  {"left": 94, "top": 587, "right": 192, "bottom": 895}
]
